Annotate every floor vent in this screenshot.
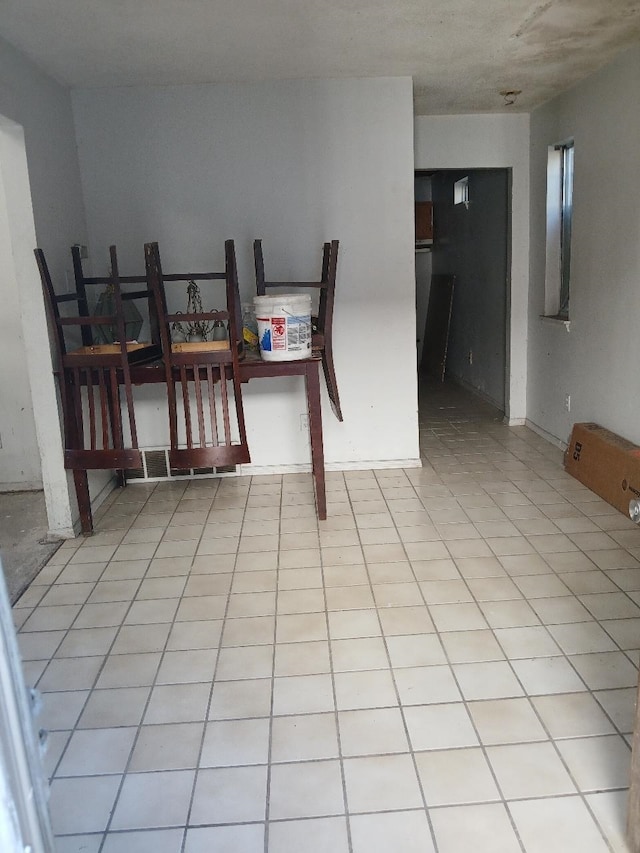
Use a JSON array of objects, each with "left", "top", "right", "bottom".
[{"left": 126, "top": 449, "right": 236, "bottom": 482}]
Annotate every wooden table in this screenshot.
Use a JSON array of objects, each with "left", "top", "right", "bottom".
[{"left": 129, "top": 352, "right": 327, "bottom": 520}]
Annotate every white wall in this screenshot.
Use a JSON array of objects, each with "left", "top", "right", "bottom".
[
  {"left": 0, "top": 149, "right": 40, "bottom": 488},
  {"left": 414, "top": 114, "right": 530, "bottom": 422},
  {"left": 0, "top": 37, "right": 91, "bottom": 534},
  {"left": 72, "top": 78, "right": 420, "bottom": 470},
  {"left": 528, "top": 46, "right": 640, "bottom": 446}
]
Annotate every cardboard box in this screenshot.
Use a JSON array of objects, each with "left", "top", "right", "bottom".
[{"left": 565, "top": 422, "right": 640, "bottom": 517}]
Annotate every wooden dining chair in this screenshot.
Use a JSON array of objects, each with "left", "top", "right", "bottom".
[
  {"left": 253, "top": 239, "right": 343, "bottom": 421},
  {"left": 35, "top": 246, "right": 155, "bottom": 534},
  {"left": 144, "top": 240, "right": 250, "bottom": 472}
]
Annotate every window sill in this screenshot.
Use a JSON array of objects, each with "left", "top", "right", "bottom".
[{"left": 540, "top": 315, "right": 571, "bottom": 331}]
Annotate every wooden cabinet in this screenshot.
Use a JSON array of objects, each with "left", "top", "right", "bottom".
[{"left": 415, "top": 201, "right": 433, "bottom": 242}]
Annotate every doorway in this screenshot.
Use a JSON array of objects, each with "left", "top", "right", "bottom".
[
  {"left": 415, "top": 168, "right": 511, "bottom": 414},
  {"left": 0, "top": 115, "right": 75, "bottom": 537}
]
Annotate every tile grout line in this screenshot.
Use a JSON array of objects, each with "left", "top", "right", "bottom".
[
  {"left": 418, "top": 423, "right": 631, "bottom": 850},
  {"left": 178, "top": 477, "right": 248, "bottom": 850},
  {"left": 95, "top": 478, "right": 201, "bottom": 852},
  {"left": 263, "top": 474, "right": 284, "bottom": 853}
]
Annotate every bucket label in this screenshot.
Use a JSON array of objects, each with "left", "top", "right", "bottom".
[
  {"left": 259, "top": 326, "right": 272, "bottom": 351},
  {"left": 287, "top": 315, "right": 308, "bottom": 351},
  {"left": 255, "top": 300, "right": 311, "bottom": 360},
  {"left": 270, "top": 316, "right": 287, "bottom": 350}
]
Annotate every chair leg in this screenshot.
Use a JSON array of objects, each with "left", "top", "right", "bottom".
[
  {"left": 66, "top": 380, "right": 95, "bottom": 534},
  {"left": 321, "top": 345, "right": 343, "bottom": 422},
  {"left": 306, "top": 362, "right": 327, "bottom": 520},
  {"left": 105, "top": 372, "right": 127, "bottom": 489},
  {"left": 73, "top": 469, "right": 94, "bottom": 535}
]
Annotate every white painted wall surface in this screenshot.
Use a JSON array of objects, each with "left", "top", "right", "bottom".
[
  {"left": 0, "top": 152, "right": 40, "bottom": 488},
  {"left": 414, "top": 114, "right": 530, "bottom": 422},
  {"left": 0, "top": 37, "right": 91, "bottom": 534},
  {"left": 72, "top": 78, "right": 420, "bottom": 470},
  {"left": 528, "top": 46, "right": 640, "bottom": 446}
]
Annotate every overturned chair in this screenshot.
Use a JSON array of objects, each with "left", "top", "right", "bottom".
[
  {"left": 144, "top": 240, "right": 250, "bottom": 472},
  {"left": 35, "top": 245, "right": 160, "bottom": 534},
  {"left": 253, "top": 238, "right": 342, "bottom": 421}
]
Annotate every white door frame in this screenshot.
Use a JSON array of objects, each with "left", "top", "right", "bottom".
[{"left": 0, "top": 116, "right": 75, "bottom": 536}]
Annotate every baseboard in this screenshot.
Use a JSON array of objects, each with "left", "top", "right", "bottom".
[
  {"left": 505, "top": 417, "right": 526, "bottom": 426},
  {"left": 91, "top": 475, "right": 119, "bottom": 511},
  {"left": 326, "top": 458, "right": 423, "bottom": 472},
  {"left": 239, "top": 463, "right": 311, "bottom": 476},
  {"left": 0, "top": 481, "right": 43, "bottom": 493},
  {"left": 66, "top": 475, "right": 119, "bottom": 538},
  {"left": 447, "top": 374, "right": 504, "bottom": 413},
  {"left": 525, "top": 419, "right": 568, "bottom": 450},
  {"left": 240, "top": 458, "right": 423, "bottom": 476}
]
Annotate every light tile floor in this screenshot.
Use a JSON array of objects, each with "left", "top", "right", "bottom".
[{"left": 13, "top": 380, "right": 640, "bottom": 852}]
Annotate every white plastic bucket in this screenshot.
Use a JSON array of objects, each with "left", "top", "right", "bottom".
[{"left": 253, "top": 293, "right": 312, "bottom": 361}]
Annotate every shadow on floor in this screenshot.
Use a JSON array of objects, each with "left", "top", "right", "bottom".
[
  {"left": 418, "top": 374, "right": 505, "bottom": 423},
  {"left": 0, "top": 491, "right": 62, "bottom": 604}
]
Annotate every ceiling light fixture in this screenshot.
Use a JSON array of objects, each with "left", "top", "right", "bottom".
[{"left": 500, "top": 89, "right": 522, "bottom": 106}]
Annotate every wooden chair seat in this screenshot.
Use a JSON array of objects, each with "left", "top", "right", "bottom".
[{"left": 170, "top": 340, "right": 230, "bottom": 353}]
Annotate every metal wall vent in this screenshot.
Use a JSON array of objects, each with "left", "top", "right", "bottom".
[{"left": 126, "top": 449, "right": 235, "bottom": 482}]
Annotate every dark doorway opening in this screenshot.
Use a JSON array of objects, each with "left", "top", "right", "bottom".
[{"left": 415, "top": 168, "right": 511, "bottom": 414}]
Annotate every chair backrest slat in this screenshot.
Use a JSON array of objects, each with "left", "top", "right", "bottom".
[
  {"left": 71, "top": 245, "right": 93, "bottom": 346},
  {"left": 206, "top": 364, "right": 219, "bottom": 448}
]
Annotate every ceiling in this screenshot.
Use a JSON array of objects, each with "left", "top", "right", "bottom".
[{"left": 0, "top": 0, "right": 638, "bottom": 114}]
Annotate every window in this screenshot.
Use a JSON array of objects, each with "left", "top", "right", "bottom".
[
  {"left": 544, "top": 140, "right": 574, "bottom": 319},
  {"left": 454, "top": 176, "right": 469, "bottom": 207}
]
